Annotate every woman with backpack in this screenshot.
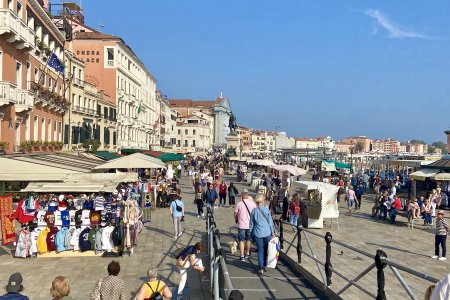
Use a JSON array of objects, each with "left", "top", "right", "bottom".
[
  {"left": 288, "top": 194, "right": 301, "bottom": 233},
  {"left": 228, "top": 182, "right": 239, "bottom": 207},
  {"left": 135, "top": 268, "right": 172, "bottom": 300}
]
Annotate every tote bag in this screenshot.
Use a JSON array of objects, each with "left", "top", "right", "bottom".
[{"left": 266, "top": 237, "right": 280, "bottom": 269}]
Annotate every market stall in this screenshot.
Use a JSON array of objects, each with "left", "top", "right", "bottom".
[{"left": 291, "top": 181, "right": 340, "bottom": 229}]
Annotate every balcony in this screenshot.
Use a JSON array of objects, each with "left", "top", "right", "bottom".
[
  {"left": 0, "top": 81, "right": 17, "bottom": 106},
  {"left": 72, "top": 77, "right": 86, "bottom": 87},
  {"left": 118, "top": 115, "right": 132, "bottom": 126},
  {"left": 107, "top": 60, "right": 114, "bottom": 67},
  {"left": 72, "top": 105, "right": 97, "bottom": 116},
  {"left": 0, "top": 9, "right": 34, "bottom": 51},
  {"left": 15, "top": 89, "right": 34, "bottom": 112}
]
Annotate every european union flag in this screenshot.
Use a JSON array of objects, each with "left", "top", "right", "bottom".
[{"left": 47, "top": 52, "right": 65, "bottom": 73}]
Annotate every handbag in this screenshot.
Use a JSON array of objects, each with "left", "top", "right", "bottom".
[{"left": 175, "top": 200, "right": 183, "bottom": 212}]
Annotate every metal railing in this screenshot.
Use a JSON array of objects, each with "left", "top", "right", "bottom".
[
  {"left": 206, "top": 207, "right": 243, "bottom": 300},
  {"left": 278, "top": 220, "right": 439, "bottom": 299}
]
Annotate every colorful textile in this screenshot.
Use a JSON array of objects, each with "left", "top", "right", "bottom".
[{"left": 0, "top": 195, "right": 16, "bottom": 245}]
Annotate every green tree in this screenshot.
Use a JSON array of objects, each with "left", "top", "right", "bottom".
[
  {"left": 354, "top": 141, "right": 365, "bottom": 153},
  {"left": 410, "top": 139, "right": 426, "bottom": 145},
  {"left": 431, "top": 141, "right": 448, "bottom": 154}
]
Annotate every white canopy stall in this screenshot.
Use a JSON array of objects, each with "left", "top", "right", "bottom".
[
  {"left": 94, "top": 153, "right": 166, "bottom": 170},
  {"left": 291, "top": 181, "right": 340, "bottom": 229}
]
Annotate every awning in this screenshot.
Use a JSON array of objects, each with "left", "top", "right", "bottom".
[
  {"left": 409, "top": 169, "right": 439, "bottom": 181},
  {"left": 321, "top": 160, "right": 336, "bottom": 172},
  {"left": 21, "top": 182, "right": 119, "bottom": 193},
  {"left": 432, "top": 173, "right": 450, "bottom": 181},
  {"left": 94, "top": 151, "right": 123, "bottom": 161},
  {"left": 94, "top": 153, "right": 165, "bottom": 170},
  {"left": 8, "top": 153, "right": 102, "bottom": 172},
  {"left": 0, "top": 157, "right": 81, "bottom": 181},
  {"left": 159, "top": 153, "right": 185, "bottom": 162},
  {"left": 273, "top": 165, "right": 307, "bottom": 176},
  {"left": 247, "top": 159, "right": 275, "bottom": 166},
  {"left": 121, "top": 149, "right": 145, "bottom": 155}
]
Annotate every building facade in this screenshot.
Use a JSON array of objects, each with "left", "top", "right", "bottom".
[
  {"left": 168, "top": 96, "right": 232, "bottom": 148},
  {"left": 236, "top": 126, "right": 251, "bottom": 152},
  {"left": 342, "top": 136, "right": 372, "bottom": 153},
  {"left": 0, "top": 0, "right": 67, "bottom": 153},
  {"left": 175, "top": 111, "right": 213, "bottom": 152}
]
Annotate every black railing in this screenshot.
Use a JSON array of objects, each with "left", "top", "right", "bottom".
[{"left": 278, "top": 220, "right": 439, "bottom": 299}]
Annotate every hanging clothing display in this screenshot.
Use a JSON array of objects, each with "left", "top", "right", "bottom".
[
  {"left": 0, "top": 195, "right": 16, "bottom": 245},
  {"left": 14, "top": 228, "right": 31, "bottom": 258}
]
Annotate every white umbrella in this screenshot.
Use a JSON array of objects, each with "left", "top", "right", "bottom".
[
  {"left": 273, "top": 165, "right": 307, "bottom": 176},
  {"left": 94, "top": 153, "right": 165, "bottom": 170}
]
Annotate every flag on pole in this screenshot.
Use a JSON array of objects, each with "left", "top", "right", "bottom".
[{"left": 48, "top": 52, "right": 65, "bottom": 73}]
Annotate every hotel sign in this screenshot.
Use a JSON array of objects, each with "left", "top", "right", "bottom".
[{"left": 76, "top": 50, "right": 101, "bottom": 63}]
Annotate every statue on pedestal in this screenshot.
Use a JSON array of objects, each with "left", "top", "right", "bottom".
[{"left": 228, "top": 112, "right": 237, "bottom": 135}]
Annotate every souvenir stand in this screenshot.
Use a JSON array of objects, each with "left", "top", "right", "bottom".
[
  {"left": 15, "top": 172, "right": 141, "bottom": 258},
  {"left": 291, "top": 181, "right": 340, "bottom": 229}
]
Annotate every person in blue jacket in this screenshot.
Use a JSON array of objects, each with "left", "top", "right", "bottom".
[
  {"left": 249, "top": 194, "right": 274, "bottom": 274},
  {"left": 203, "top": 182, "right": 218, "bottom": 209}
]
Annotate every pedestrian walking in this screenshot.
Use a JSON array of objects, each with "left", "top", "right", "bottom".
[
  {"left": 203, "top": 182, "right": 218, "bottom": 209},
  {"left": 288, "top": 193, "right": 301, "bottom": 232},
  {"left": 219, "top": 181, "right": 228, "bottom": 207},
  {"left": 431, "top": 210, "right": 448, "bottom": 261},
  {"left": 90, "top": 261, "right": 126, "bottom": 300},
  {"left": 195, "top": 185, "right": 205, "bottom": 218},
  {"left": 228, "top": 182, "right": 238, "bottom": 207},
  {"left": 234, "top": 190, "right": 256, "bottom": 261},
  {"left": 50, "top": 276, "right": 73, "bottom": 300},
  {"left": 249, "top": 194, "right": 275, "bottom": 274},
  {"left": 135, "top": 267, "right": 172, "bottom": 300},
  {"left": 0, "top": 273, "right": 29, "bottom": 300},
  {"left": 346, "top": 186, "right": 357, "bottom": 216},
  {"left": 170, "top": 194, "right": 184, "bottom": 239},
  {"left": 176, "top": 243, "right": 205, "bottom": 299}
]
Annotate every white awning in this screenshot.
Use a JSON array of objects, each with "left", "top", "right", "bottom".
[
  {"left": 247, "top": 159, "right": 275, "bottom": 166},
  {"left": 273, "top": 165, "right": 307, "bottom": 176},
  {"left": 409, "top": 169, "right": 439, "bottom": 181},
  {"left": 94, "top": 153, "right": 165, "bottom": 170},
  {"left": 0, "top": 157, "right": 81, "bottom": 181},
  {"left": 21, "top": 182, "right": 119, "bottom": 193}
]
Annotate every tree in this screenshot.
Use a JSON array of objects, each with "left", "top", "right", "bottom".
[
  {"left": 431, "top": 141, "right": 448, "bottom": 154},
  {"left": 410, "top": 139, "right": 426, "bottom": 145},
  {"left": 354, "top": 141, "right": 365, "bottom": 153}
]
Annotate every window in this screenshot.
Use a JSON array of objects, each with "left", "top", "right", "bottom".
[
  {"left": 192, "top": 140, "right": 196, "bottom": 147},
  {"left": 48, "top": 77, "right": 52, "bottom": 89},
  {"left": 48, "top": 119, "right": 52, "bottom": 141},
  {"left": 41, "top": 117, "right": 46, "bottom": 141},
  {"left": 107, "top": 48, "right": 114, "bottom": 60},
  {"left": 17, "top": 1, "right": 22, "bottom": 17},
  {"left": 193, "top": 129, "right": 196, "bottom": 135},
  {"left": 177, "top": 140, "right": 180, "bottom": 147},
  {"left": 177, "top": 129, "right": 180, "bottom": 135},
  {"left": 33, "top": 115, "right": 38, "bottom": 140},
  {"left": 184, "top": 140, "right": 188, "bottom": 147},
  {"left": 26, "top": 61, "right": 30, "bottom": 89},
  {"left": 16, "top": 61, "right": 22, "bottom": 89},
  {"left": 185, "top": 129, "right": 188, "bottom": 135},
  {"left": 0, "top": 51, "right": 2, "bottom": 81},
  {"left": 41, "top": 73, "right": 46, "bottom": 87},
  {"left": 104, "top": 107, "right": 108, "bottom": 119}
]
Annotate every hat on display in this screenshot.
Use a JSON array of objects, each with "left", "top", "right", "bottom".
[
  {"left": 6, "top": 272, "right": 23, "bottom": 293},
  {"left": 59, "top": 194, "right": 65, "bottom": 201}
]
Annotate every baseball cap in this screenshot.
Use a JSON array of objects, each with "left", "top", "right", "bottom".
[{"left": 6, "top": 272, "right": 23, "bottom": 293}]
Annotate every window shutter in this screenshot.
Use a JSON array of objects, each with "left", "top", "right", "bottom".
[{"left": 64, "top": 124, "right": 69, "bottom": 144}]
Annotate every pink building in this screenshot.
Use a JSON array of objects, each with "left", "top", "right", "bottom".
[{"left": 0, "top": 0, "right": 66, "bottom": 153}]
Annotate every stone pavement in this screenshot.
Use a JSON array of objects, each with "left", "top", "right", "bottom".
[{"left": 0, "top": 177, "right": 208, "bottom": 300}]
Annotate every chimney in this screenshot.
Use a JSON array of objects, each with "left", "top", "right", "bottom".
[{"left": 445, "top": 130, "right": 450, "bottom": 153}]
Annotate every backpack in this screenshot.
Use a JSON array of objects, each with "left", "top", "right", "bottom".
[
  {"left": 173, "top": 247, "right": 186, "bottom": 259},
  {"left": 144, "top": 281, "right": 163, "bottom": 300},
  {"left": 290, "top": 201, "right": 300, "bottom": 215}
]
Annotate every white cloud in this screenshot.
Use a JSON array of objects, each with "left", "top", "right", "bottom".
[{"left": 365, "top": 9, "right": 429, "bottom": 40}]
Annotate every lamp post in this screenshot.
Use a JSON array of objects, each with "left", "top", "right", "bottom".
[{"left": 350, "top": 146, "right": 354, "bottom": 174}]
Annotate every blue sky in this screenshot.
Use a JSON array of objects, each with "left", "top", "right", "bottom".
[{"left": 82, "top": 1, "right": 450, "bottom": 143}]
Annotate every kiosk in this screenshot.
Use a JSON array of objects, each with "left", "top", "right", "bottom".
[{"left": 291, "top": 181, "right": 340, "bottom": 229}]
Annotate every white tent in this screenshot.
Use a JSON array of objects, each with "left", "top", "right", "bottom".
[
  {"left": 291, "top": 181, "right": 340, "bottom": 229},
  {"left": 0, "top": 157, "right": 81, "bottom": 181},
  {"left": 94, "top": 153, "right": 165, "bottom": 170},
  {"left": 273, "top": 165, "right": 307, "bottom": 176},
  {"left": 247, "top": 159, "right": 275, "bottom": 166}
]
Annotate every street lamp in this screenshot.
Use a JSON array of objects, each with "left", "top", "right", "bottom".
[{"left": 350, "top": 146, "right": 354, "bottom": 174}]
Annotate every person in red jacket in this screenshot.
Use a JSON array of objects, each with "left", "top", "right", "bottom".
[
  {"left": 218, "top": 181, "right": 228, "bottom": 207},
  {"left": 389, "top": 195, "right": 402, "bottom": 224}
]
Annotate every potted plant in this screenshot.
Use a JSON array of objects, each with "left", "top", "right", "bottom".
[
  {"left": 32, "top": 82, "right": 43, "bottom": 92},
  {"left": 20, "top": 141, "right": 32, "bottom": 152},
  {"left": 43, "top": 141, "right": 50, "bottom": 149},
  {"left": 0, "top": 141, "right": 9, "bottom": 151},
  {"left": 50, "top": 92, "right": 58, "bottom": 102},
  {"left": 44, "top": 47, "right": 51, "bottom": 57},
  {"left": 55, "top": 141, "right": 63, "bottom": 149},
  {"left": 37, "top": 40, "right": 45, "bottom": 50}
]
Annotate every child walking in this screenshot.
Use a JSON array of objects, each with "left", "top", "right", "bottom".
[{"left": 432, "top": 210, "right": 448, "bottom": 261}]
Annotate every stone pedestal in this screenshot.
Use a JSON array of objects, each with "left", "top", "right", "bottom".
[{"left": 225, "top": 134, "right": 240, "bottom": 152}]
